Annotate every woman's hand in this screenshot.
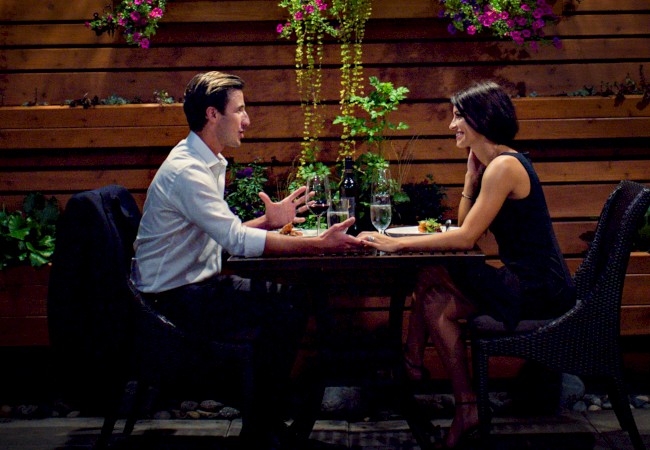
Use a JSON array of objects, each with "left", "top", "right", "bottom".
[
  {"left": 259, "top": 186, "right": 310, "bottom": 230},
  {"left": 357, "top": 231, "right": 402, "bottom": 253}
]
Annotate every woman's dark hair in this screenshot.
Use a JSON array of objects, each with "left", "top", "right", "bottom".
[
  {"left": 183, "top": 71, "right": 245, "bottom": 132},
  {"left": 450, "top": 81, "right": 519, "bottom": 145}
]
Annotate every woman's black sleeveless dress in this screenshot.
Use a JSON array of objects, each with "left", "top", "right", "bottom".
[{"left": 450, "top": 152, "right": 575, "bottom": 330}]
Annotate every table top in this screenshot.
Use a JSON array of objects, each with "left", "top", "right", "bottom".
[{"left": 226, "top": 248, "right": 484, "bottom": 272}]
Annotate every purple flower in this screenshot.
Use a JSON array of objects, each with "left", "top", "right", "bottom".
[
  {"left": 529, "top": 41, "right": 539, "bottom": 52},
  {"left": 236, "top": 167, "right": 254, "bottom": 179},
  {"left": 447, "top": 23, "right": 457, "bottom": 34},
  {"left": 552, "top": 36, "right": 563, "bottom": 49}
]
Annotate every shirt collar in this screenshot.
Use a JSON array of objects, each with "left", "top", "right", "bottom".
[{"left": 186, "top": 131, "right": 228, "bottom": 170}]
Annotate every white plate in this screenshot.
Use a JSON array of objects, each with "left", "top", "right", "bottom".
[
  {"left": 386, "top": 225, "right": 458, "bottom": 237},
  {"left": 272, "top": 228, "right": 318, "bottom": 237}
]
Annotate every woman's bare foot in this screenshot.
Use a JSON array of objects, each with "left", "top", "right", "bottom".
[{"left": 445, "top": 401, "right": 479, "bottom": 448}]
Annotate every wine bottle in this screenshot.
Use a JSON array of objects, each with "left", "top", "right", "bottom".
[{"left": 341, "top": 156, "right": 358, "bottom": 234}]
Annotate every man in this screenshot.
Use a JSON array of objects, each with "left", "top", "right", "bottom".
[{"left": 131, "top": 71, "right": 361, "bottom": 448}]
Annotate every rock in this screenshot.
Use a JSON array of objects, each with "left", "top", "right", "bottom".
[
  {"left": 0, "top": 405, "right": 12, "bottom": 418},
  {"left": 635, "top": 395, "right": 649, "bottom": 403},
  {"left": 153, "top": 410, "right": 172, "bottom": 420},
  {"left": 588, "top": 404, "right": 602, "bottom": 411},
  {"left": 602, "top": 401, "right": 612, "bottom": 409},
  {"left": 631, "top": 396, "right": 648, "bottom": 408},
  {"left": 572, "top": 401, "right": 587, "bottom": 412},
  {"left": 66, "top": 410, "right": 80, "bottom": 418},
  {"left": 186, "top": 411, "right": 201, "bottom": 419},
  {"left": 180, "top": 400, "right": 199, "bottom": 412},
  {"left": 197, "top": 410, "right": 219, "bottom": 419},
  {"left": 16, "top": 404, "right": 38, "bottom": 418},
  {"left": 583, "top": 394, "right": 602, "bottom": 407},
  {"left": 559, "top": 374, "right": 585, "bottom": 409},
  {"left": 199, "top": 400, "right": 223, "bottom": 412},
  {"left": 218, "top": 406, "right": 241, "bottom": 419},
  {"left": 321, "top": 386, "right": 362, "bottom": 413}
]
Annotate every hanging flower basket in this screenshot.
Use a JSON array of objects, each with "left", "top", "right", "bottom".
[
  {"left": 438, "top": 0, "right": 563, "bottom": 50},
  {"left": 86, "top": 0, "right": 167, "bottom": 49}
]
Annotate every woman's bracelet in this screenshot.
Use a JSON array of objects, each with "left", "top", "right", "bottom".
[{"left": 461, "top": 192, "right": 476, "bottom": 201}]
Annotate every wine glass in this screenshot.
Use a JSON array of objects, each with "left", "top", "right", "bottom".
[
  {"left": 370, "top": 168, "right": 392, "bottom": 235},
  {"left": 305, "top": 173, "right": 331, "bottom": 236}
]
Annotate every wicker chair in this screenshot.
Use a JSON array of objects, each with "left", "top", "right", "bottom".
[
  {"left": 469, "top": 180, "right": 649, "bottom": 450},
  {"left": 47, "top": 185, "right": 258, "bottom": 447}
]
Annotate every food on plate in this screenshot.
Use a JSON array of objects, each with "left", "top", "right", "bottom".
[
  {"left": 418, "top": 218, "right": 442, "bottom": 233},
  {"left": 279, "top": 223, "right": 303, "bottom": 236}
]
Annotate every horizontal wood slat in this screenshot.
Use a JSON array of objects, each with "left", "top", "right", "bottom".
[
  {"left": 3, "top": 14, "right": 649, "bottom": 48},
  {"left": 3, "top": 63, "right": 648, "bottom": 106},
  {"left": 4, "top": 0, "right": 646, "bottom": 23},
  {"left": 6, "top": 38, "right": 649, "bottom": 72},
  {"left": 4, "top": 96, "right": 647, "bottom": 130}
]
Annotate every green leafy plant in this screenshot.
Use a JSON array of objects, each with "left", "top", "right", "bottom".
[
  {"left": 635, "top": 206, "right": 650, "bottom": 253},
  {"left": 86, "top": 0, "right": 167, "bottom": 48},
  {"left": 333, "top": 76, "right": 410, "bottom": 156},
  {"left": 0, "top": 193, "right": 60, "bottom": 270},
  {"left": 225, "top": 160, "right": 269, "bottom": 222}
]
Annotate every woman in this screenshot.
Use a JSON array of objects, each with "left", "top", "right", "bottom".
[{"left": 359, "top": 81, "right": 575, "bottom": 448}]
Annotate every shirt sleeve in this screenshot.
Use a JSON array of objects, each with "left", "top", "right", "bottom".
[{"left": 169, "top": 161, "right": 267, "bottom": 257}]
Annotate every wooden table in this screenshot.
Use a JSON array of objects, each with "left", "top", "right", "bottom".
[{"left": 226, "top": 248, "right": 485, "bottom": 449}]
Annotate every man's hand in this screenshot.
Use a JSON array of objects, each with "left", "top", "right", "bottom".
[{"left": 259, "top": 185, "right": 310, "bottom": 230}]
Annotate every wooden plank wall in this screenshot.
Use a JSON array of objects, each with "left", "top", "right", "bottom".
[{"left": 1, "top": 0, "right": 649, "bottom": 365}]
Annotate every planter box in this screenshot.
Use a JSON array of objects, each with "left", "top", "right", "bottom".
[{"left": 0, "top": 265, "right": 50, "bottom": 347}]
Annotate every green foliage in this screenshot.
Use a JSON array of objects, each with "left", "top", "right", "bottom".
[
  {"left": 333, "top": 76, "right": 410, "bottom": 154},
  {"left": 225, "top": 160, "right": 268, "bottom": 222},
  {"left": 635, "top": 206, "right": 650, "bottom": 253},
  {"left": 394, "top": 176, "right": 450, "bottom": 225},
  {"left": 0, "top": 193, "right": 60, "bottom": 270}
]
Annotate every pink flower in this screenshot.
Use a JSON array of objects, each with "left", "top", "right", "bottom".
[
  {"left": 131, "top": 11, "right": 141, "bottom": 22},
  {"left": 522, "top": 29, "right": 531, "bottom": 38},
  {"left": 84, "top": 21, "right": 90, "bottom": 28},
  {"left": 521, "top": 4, "right": 531, "bottom": 11},
  {"left": 276, "top": 23, "right": 284, "bottom": 33},
  {"left": 506, "top": 19, "right": 515, "bottom": 28},
  {"left": 140, "top": 38, "right": 150, "bottom": 48},
  {"left": 118, "top": 17, "right": 128, "bottom": 26},
  {"left": 134, "top": 0, "right": 143, "bottom": 4},
  {"left": 319, "top": 3, "right": 327, "bottom": 10},
  {"left": 294, "top": 11, "right": 303, "bottom": 20},
  {"left": 530, "top": 41, "right": 539, "bottom": 52},
  {"left": 305, "top": 4, "right": 314, "bottom": 14},
  {"left": 533, "top": 8, "right": 544, "bottom": 19},
  {"left": 467, "top": 25, "right": 477, "bottom": 35},
  {"left": 149, "top": 7, "right": 163, "bottom": 18}
]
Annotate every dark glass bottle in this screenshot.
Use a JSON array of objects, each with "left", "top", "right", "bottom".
[{"left": 341, "top": 156, "right": 358, "bottom": 234}]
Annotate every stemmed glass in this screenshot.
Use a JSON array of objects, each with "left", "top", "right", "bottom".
[
  {"left": 370, "top": 168, "right": 392, "bottom": 235},
  {"left": 305, "top": 173, "right": 331, "bottom": 236}
]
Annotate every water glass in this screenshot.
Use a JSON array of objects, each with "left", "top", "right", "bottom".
[{"left": 327, "top": 198, "right": 350, "bottom": 228}]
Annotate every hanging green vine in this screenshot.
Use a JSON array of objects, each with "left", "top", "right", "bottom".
[
  {"left": 334, "top": 0, "right": 372, "bottom": 160},
  {"left": 278, "top": 0, "right": 372, "bottom": 176}
]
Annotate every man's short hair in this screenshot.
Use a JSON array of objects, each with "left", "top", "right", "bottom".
[{"left": 183, "top": 71, "right": 245, "bottom": 132}]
